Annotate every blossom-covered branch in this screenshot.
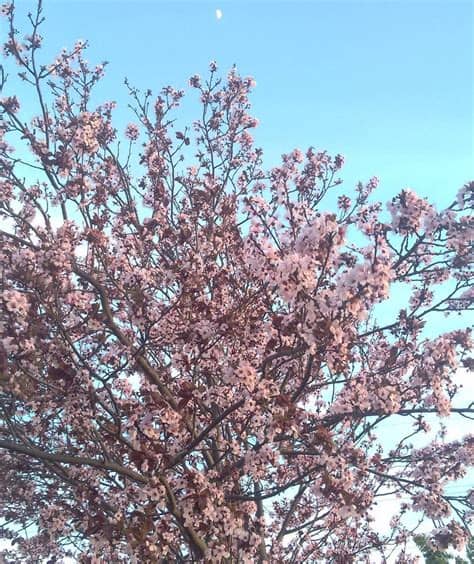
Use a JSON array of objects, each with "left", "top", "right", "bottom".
[{"left": 0, "top": 2, "right": 472, "bottom": 562}]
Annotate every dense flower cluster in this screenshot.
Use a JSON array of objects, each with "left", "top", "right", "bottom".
[{"left": 0, "top": 2, "right": 472, "bottom": 562}]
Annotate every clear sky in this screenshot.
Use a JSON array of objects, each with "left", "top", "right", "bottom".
[{"left": 8, "top": 0, "right": 473, "bottom": 209}]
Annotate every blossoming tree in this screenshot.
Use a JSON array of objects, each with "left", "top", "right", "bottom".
[{"left": 0, "top": 2, "right": 472, "bottom": 562}]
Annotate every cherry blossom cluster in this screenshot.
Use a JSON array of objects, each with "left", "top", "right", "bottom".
[{"left": 0, "top": 2, "right": 472, "bottom": 562}]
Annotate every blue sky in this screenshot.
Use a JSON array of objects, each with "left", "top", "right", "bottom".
[{"left": 9, "top": 0, "right": 473, "bottom": 209}]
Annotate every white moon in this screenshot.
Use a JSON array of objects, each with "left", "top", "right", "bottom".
[{"left": 215, "top": 8, "right": 223, "bottom": 20}]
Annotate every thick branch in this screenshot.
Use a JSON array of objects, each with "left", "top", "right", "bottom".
[{"left": 0, "top": 438, "right": 147, "bottom": 484}]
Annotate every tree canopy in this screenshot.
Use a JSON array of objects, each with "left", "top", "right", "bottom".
[{"left": 0, "top": 2, "right": 472, "bottom": 562}]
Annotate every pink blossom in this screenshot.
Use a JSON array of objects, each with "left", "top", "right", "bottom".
[
  {"left": 0, "top": 12, "right": 471, "bottom": 562},
  {"left": 125, "top": 122, "right": 140, "bottom": 140}
]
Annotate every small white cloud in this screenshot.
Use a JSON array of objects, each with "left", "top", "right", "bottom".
[{"left": 215, "top": 8, "right": 223, "bottom": 20}]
